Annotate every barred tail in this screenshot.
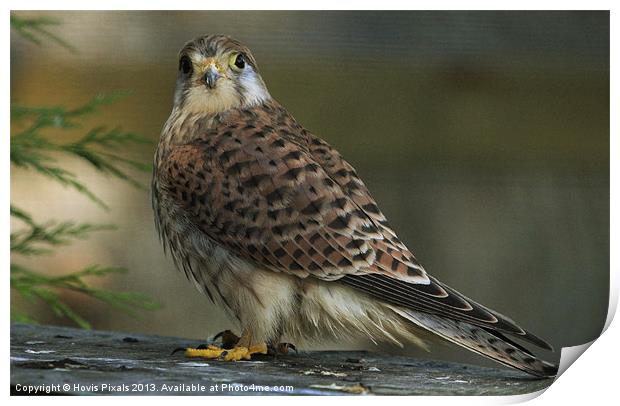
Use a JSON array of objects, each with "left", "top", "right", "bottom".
[{"left": 391, "top": 307, "right": 558, "bottom": 378}]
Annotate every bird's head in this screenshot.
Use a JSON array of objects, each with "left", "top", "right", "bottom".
[{"left": 173, "top": 35, "right": 271, "bottom": 114}]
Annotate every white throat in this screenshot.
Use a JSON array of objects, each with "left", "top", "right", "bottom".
[{"left": 178, "top": 66, "right": 271, "bottom": 115}]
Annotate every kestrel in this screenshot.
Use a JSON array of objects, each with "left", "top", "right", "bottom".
[{"left": 152, "top": 34, "right": 558, "bottom": 378}]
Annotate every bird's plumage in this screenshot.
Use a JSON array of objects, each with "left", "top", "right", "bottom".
[
  {"left": 159, "top": 100, "right": 428, "bottom": 284},
  {"left": 152, "top": 34, "right": 558, "bottom": 378}
]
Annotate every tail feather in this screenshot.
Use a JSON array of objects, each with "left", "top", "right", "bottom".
[{"left": 391, "top": 306, "right": 558, "bottom": 378}]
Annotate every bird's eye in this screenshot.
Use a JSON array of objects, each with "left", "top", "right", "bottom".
[
  {"left": 229, "top": 53, "right": 246, "bottom": 71},
  {"left": 179, "top": 55, "right": 192, "bottom": 75}
]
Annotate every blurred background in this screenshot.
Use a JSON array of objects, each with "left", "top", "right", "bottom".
[{"left": 10, "top": 11, "right": 608, "bottom": 368}]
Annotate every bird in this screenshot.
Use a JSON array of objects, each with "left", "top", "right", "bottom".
[{"left": 151, "top": 34, "right": 558, "bottom": 378}]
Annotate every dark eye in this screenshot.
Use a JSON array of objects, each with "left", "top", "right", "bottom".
[
  {"left": 233, "top": 54, "right": 246, "bottom": 70},
  {"left": 179, "top": 55, "right": 192, "bottom": 74}
]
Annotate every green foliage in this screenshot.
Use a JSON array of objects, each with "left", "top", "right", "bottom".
[
  {"left": 11, "top": 93, "right": 152, "bottom": 208},
  {"left": 11, "top": 264, "right": 159, "bottom": 329},
  {"left": 10, "top": 205, "right": 116, "bottom": 256},
  {"left": 10, "top": 15, "right": 159, "bottom": 328},
  {"left": 10, "top": 15, "right": 76, "bottom": 52}
]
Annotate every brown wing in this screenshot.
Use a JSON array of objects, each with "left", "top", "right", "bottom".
[
  {"left": 159, "top": 105, "right": 427, "bottom": 283},
  {"left": 306, "top": 134, "right": 428, "bottom": 278}
]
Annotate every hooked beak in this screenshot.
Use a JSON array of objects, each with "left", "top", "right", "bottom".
[{"left": 203, "top": 64, "right": 220, "bottom": 89}]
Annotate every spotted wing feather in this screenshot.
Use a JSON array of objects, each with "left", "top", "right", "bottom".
[
  {"left": 307, "top": 134, "right": 428, "bottom": 280},
  {"left": 161, "top": 104, "right": 395, "bottom": 280}
]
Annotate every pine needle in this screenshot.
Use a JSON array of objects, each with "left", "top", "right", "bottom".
[
  {"left": 10, "top": 15, "right": 77, "bottom": 53},
  {"left": 10, "top": 14, "right": 159, "bottom": 328}
]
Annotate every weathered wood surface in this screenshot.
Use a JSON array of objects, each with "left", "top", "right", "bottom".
[{"left": 10, "top": 323, "right": 552, "bottom": 395}]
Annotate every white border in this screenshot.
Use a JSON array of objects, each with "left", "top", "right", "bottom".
[{"left": 4, "top": 2, "right": 616, "bottom": 404}]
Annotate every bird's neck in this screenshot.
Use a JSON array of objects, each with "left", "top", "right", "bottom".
[
  {"left": 164, "top": 107, "right": 219, "bottom": 141},
  {"left": 155, "top": 99, "right": 278, "bottom": 163}
]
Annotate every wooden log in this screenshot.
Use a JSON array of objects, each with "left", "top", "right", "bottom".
[{"left": 10, "top": 323, "right": 552, "bottom": 395}]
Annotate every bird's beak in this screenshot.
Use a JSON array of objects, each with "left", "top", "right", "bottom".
[{"left": 203, "top": 63, "right": 220, "bottom": 89}]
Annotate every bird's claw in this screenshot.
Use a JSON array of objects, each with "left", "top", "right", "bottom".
[
  {"left": 171, "top": 342, "right": 213, "bottom": 356},
  {"left": 184, "top": 343, "right": 268, "bottom": 361},
  {"left": 212, "top": 329, "right": 241, "bottom": 349},
  {"left": 184, "top": 344, "right": 227, "bottom": 358},
  {"left": 270, "top": 342, "right": 297, "bottom": 355},
  {"left": 173, "top": 329, "right": 294, "bottom": 360}
]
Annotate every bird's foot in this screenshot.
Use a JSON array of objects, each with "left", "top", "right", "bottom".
[
  {"left": 184, "top": 344, "right": 226, "bottom": 359},
  {"left": 270, "top": 342, "right": 297, "bottom": 355},
  {"left": 211, "top": 329, "right": 296, "bottom": 357},
  {"left": 185, "top": 342, "right": 268, "bottom": 361},
  {"left": 177, "top": 329, "right": 294, "bottom": 361},
  {"left": 225, "top": 343, "right": 269, "bottom": 361}
]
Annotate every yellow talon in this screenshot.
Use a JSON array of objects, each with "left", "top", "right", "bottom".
[
  {"left": 185, "top": 345, "right": 225, "bottom": 359},
  {"left": 184, "top": 342, "right": 268, "bottom": 361},
  {"left": 223, "top": 343, "right": 268, "bottom": 361},
  {"left": 223, "top": 346, "right": 251, "bottom": 361}
]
